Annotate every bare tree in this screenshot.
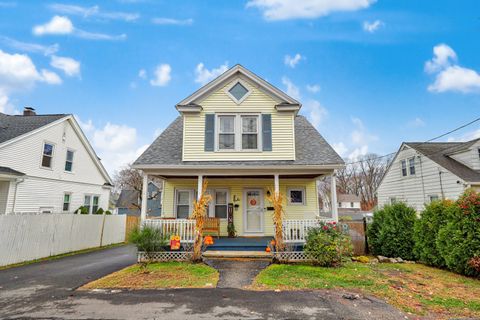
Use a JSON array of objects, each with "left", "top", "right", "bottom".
[{"left": 113, "top": 164, "right": 161, "bottom": 210}]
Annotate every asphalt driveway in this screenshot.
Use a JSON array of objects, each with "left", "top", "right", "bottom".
[{"left": 0, "top": 245, "right": 407, "bottom": 319}]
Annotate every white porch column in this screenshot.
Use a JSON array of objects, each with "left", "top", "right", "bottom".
[
  {"left": 330, "top": 170, "right": 338, "bottom": 222},
  {"left": 140, "top": 172, "right": 148, "bottom": 223},
  {"left": 197, "top": 175, "right": 203, "bottom": 200},
  {"left": 274, "top": 174, "right": 280, "bottom": 195}
]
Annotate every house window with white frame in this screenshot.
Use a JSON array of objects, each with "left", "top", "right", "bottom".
[
  {"left": 429, "top": 195, "right": 439, "bottom": 203},
  {"left": 408, "top": 157, "right": 416, "bottom": 175},
  {"left": 228, "top": 82, "right": 249, "bottom": 102},
  {"left": 63, "top": 193, "right": 71, "bottom": 212},
  {"left": 389, "top": 197, "right": 397, "bottom": 204},
  {"left": 84, "top": 195, "right": 100, "bottom": 214},
  {"left": 41, "top": 142, "right": 54, "bottom": 168},
  {"left": 288, "top": 188, "right": 305, "bottom": 205},
  {"left": 241, "top": 116, "right": 258, "bottom": 150},
  {"left": 65, "top": 150, "right": 74, "bottom": 172},
  {"left": 176, "top": 190, "right": 192, "bottom": 219},
  {"left": 401, "top": 160, "right": 407, "bottom": 177},
  {"left": 214, "top": 190, "right": 228, "bottom": 218},
  {"left": 218, "top": 116, "right": 236, "bottom": 150}
]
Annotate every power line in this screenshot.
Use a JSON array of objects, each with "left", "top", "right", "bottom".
[{"left": 344, "top": 116, "right": 480, "bottom": 166}]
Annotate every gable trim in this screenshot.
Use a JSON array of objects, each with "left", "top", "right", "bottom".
[{"left": 176, "top": 64, "right": 300, "bottom": 108}]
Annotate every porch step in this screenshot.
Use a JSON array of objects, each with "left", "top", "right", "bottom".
[{"left": 203, "top": 250, "right": 273, "bottom": 259}]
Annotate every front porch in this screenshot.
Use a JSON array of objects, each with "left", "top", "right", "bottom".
[{"left": 139, "top": 169, "right": 339, "bottom": 239}]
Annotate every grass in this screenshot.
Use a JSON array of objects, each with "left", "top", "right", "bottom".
[
  {"left": 253, "top": 262, "right": 480, "bottom": 319},
  {"left": 0, "top": 243, "right": 125, "bottom": 271},
  {"left": 81, "top": 262, "right": 219, "bottom": 289}
]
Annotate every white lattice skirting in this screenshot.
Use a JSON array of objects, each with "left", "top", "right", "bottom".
[
  {"left": 273, "top": 251, "right": 313, "bottom": 262},
  {"left": 137, "top": 251, "right": 193, "bottom": 262}
]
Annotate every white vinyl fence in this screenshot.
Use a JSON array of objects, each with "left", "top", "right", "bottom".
[{"left": 0, "top": 214, "right": 126, "bottom": 267}]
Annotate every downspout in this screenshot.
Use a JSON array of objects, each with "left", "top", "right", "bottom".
[
  {"left": 438, "top": 169, "right": 445, "bottom": 200},
  {"left": 11, "top": 178, "right": 25, "bottom": 214},
  {"left": 418, "top": 155, "right": 426, "bottom": 204}
]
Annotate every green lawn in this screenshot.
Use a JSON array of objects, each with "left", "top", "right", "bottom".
[
  {"left": 82, "top": 262, "right": 219, "bottom": 289},
  {"left": 253, "top": 262, "right": 480, "bottom": 319}
]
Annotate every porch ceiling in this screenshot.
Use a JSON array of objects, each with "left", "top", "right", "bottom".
[{"left": 149, "top": 174, "right": 328, "bottom": 179}]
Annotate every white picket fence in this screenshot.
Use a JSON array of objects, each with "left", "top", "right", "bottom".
[
  {"left": 0, "top": 214, "right": 126, "bottom": 267},
  {"left": 144, "top": 219, "right": 195, "bottom": 243},
  {"left": 283, "top": 218, "right": 335, "bottom": 243}
]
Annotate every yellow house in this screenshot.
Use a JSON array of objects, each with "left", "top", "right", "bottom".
[{"left": 133, "top": 65, "right": 344, "bottom": 242}]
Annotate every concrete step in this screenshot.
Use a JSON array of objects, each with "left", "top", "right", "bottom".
[{"left": 202, "top": 250, "right": 273, "bottom": 259}]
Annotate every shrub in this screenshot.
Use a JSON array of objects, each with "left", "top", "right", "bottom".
[
  {"left": 436, "top": 189, "right": 480, "bottom": 277},
  {"left": 367, "top": 203, "right": 416, "bottom": 260},
  {"left": 95, "top": 208, "right": 104, "bottom": 215},
  {"left": 75, "top": 206, "right": 89, "bottom": 214},
  {"left": 304, "top": 221, "right": 353, "bottom": 267},
  {"left": 128, "top": 226, "right": 168, "bottom": 253},
  {"left": 105, "top": 210, "right": 112, "bottom": 215},
  {"left": 413, "top": 200, "right": 453, "bottom": 267}
]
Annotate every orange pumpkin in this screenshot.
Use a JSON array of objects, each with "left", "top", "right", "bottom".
[
  {"left": 270, "top": 239, "right": 276, "bottom": 246},
  {"left": 265, "top": 247, "right": 271, "bottom": 252}
]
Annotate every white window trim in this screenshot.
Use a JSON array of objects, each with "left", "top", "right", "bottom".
[
  {"left": 84, "top": 194, "right": 100, "bottom": 214},
  {"left": 428, "top": 195, "right": 439, "bottom": 203},
  {"left": 174, "top": 189, "right": 194, "bottom": 218},
  {"left": 64, "top": 148, "right": 75, "bottom": 173},
  {"left": 63, "top": 192, "right": 72, "bottom": 212},
  {"left": 207, "top": 188, "right": 229, "bottom": 219},
  {"left": 224, "top": 79, "right": 252, "bottom": 105},
  {"left": 40, "top": 141, "right": 55, "bottom": 170},
  {"left": 287, "top": 187, "right": 306, "bottom": 206},
  {"left": 400, "top": 159, "right": 407, "bottom": 177},
  {"left": 215, "top": 113, "right": 262, "bottom": 152}
]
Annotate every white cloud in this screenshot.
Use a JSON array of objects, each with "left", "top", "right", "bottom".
[
  {"left": 424, "top": 43, "right": 457, "bottom": 74},
  {"left": 306, "top": 84, "right": 320, "bottom": 93},
  {"left": 428, "top": 66, "right": 480, "bottom": 93},
  {"left": 76, "top": 115, "right": 148, "bottom": 174},
  {"left": 150, "top": 64, "right": 171, "bottom": 87},
  {"left": 33, "top": 16, "right": 73, "bottom": 36},
  {"left": 194, "top": 62, "right": 229, "bottom": 85},
  {"left": 0, "top": 50, "right": 62, "bottom": 114},
  {"left": 152, "top": 18, "right": 194, "bottom": 26},
  {"left": 363, "top": 19, "right": 383, "bottom": 33},
  {"left": 303, "top": 99, "right": 327, "bottom": 129},
  {"left": 337, "top": 117, "right": 378, "bottom": 160},
  {"left": 332, "top": 142, "right": 348, "bottom": 158},
  {"left": 247, "top": 0, "right": 376, "bottom": 21},
  {"left": 49, "top": 4, "right": 139, "bottom": 22},
  {"left": 33, "top": 15, "right": 127, "bottom": 41},
  {"left": 349, "top": 145, "right": 369, "bottom": 161},
  {"left": 284, "top": 53, "right": 303, "bottom": 68},
  {"left": 138, "top": 69, "right": 147, "bottom": 79},
  {"left": 425, "top": 44, "right": 480, "bottom": 94},
  {"left": 50, "top": 55, "right": 80, "bottom": 77},
  {"left": 0, "top": 36, "right": 59, "bottom": 56},
  {"left": 407, "top": 117, "right": 425, "bottom": 128},
  {"left": 281, "top": 76, "right": 300, "bottom": 100}
]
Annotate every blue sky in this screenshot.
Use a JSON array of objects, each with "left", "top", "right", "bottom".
[{"left": 1, "top": 0, "right": 479, "bottom": 173}]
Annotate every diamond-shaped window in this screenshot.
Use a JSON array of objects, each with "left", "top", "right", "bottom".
[{"left": 229, "top": 82, "right": 249, "bottom": 101}]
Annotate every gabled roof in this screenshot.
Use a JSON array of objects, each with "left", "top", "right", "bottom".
[
  {"left": 116, "top": 189, "right": 139, "bottom": 208},
  {"left": 176, "top": 64, "right": 301, "bottom": 111},
  {"left": 0, "top": 112, "right": 67, "bottom": 144},
  {"left": 405, "top": 141, "right": 480, "bottom": 183},
  {"left": 133, "top": 115, "right": 344, "bottom": 168},
  {"left": 0, "top": 166, "right": 25, "bottom": 176}
]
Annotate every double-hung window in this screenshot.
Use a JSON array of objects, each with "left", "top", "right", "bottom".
[
  {"left": 218, "top": 116, "right": 236, "bottom": 150},
  {"left": 401, "top": 160, "right": 407, "bottom": 177},
  {"left": 214, "top": 190, "right": 228, "bottom": 218},
  {"left": 288, "top": 188, "right": 305, "bottom": 205},
  {"left": 65, "top": 150, "right": 74, "bottom": 172},
  {"left": 176, "top": 190, "right": 192, "bottom": 219},
  {"left": 408, "top": 157, "right": 416, "bottom": 175},
  {"left": 92, "top": 196, "right": 99, "bottom": 213},
  {"left": 241, "top": 116, "right": 258, "bottom": 150},
  {"left": 84, "top": 195, "right": 91, "bottom": 213},
  {"left": 63, "top": 193, "right": 71, "bottom": 212},
  {"left": 84, "top": 195, "right": 100, "bottom": 214},
  {"left": 42, "top": 142, "right": 54, "bottom": 168}
]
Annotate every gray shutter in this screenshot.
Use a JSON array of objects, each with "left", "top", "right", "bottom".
[
  {"left": 204, "top": 114, "right": 215, "bottom": 151},
  {"left": 262, "top": 114, "right": 272, "bottom": 151}
]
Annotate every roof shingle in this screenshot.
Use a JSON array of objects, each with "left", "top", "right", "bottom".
[{"left": 0, "top": 113, "right": 67, "bottom": 144}]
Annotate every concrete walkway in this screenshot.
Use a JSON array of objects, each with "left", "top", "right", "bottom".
[{"left": 204, "top": 258, "right": 271, "bottom": 288}]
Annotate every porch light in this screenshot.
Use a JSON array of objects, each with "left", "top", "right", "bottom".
[
  {"left": 233, "top": 195, "right": 240, "bottom": 202},
  {"left": 266, "top": 190, "right": 271, "bottom": 197}
]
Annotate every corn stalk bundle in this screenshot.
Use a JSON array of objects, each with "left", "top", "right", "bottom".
[
  {"left": 267, "top": 188, "right": 285, "bottom": 252},
  {"left": 191, "top": 179, "right": 212, "bottom": 261}
]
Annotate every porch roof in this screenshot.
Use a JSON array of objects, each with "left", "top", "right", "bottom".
[{"left": 133, "top": 115, "right": 344, "bottom": 170}]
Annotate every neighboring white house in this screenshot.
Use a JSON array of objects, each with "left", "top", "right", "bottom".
[
  {"left": 0, "top": 107, "right": 112, "bottom": 214},
  {"left": 377, "top": 139, "right": 480, "bottom": 211},
  {"left": 337, "top": 193, "right": 362, "bottom": 212}
]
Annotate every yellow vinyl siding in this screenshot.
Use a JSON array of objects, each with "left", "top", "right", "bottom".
[
  {"left": 182, "top": 76, "right": 295, "bottom": 161},
  {"left": 162, "top": 178, "right": 318, "bottom": 236}
]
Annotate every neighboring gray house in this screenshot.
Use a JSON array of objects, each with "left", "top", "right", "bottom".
[
  {"left": 377, "top": 139, "right": 480, "bottom": 211},
  {"left": 337, "top": 193, "right": 362, "bottom": 212},
  {"left": 116, "top": 182, "right": 161, "bottom": 217}
]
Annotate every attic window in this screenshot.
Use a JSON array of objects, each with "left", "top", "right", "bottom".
[{"left": 228, "top": 82, "right": 249, "bottom": 102}]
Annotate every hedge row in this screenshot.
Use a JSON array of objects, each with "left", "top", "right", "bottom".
[{"left": 368, "top": 189, "right": 480, "bottom": 277}]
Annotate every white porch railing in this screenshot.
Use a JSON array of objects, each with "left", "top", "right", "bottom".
[
  {"left": 144, "top": 219, "right": 195, "bottom": 243},
  {"left": 282, "top": 218, "right": 335, "bottom": 243}
]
